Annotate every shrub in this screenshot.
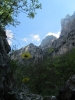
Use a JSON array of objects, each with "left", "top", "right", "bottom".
[{"left": 48, "top": 47, "right": 54, "bottom": 54}]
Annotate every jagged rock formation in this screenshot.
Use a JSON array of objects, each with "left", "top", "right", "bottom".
[
  {"left": 40, "top": 35, "right": 57, "bottom": 50},
  {"left": 0, "top": 27, "right": 11, "bottom": 66},
  {"left": 57, "top": 75, "right": 75, "bottom": 100},
  {"left": 50, "top": 12, "right": 75, "bottom": 56},
  {"left": 0, "top": 26, "right": 13, "bottom": 99},
  {"left": 10, "top": 35, "right": 57, "bottom": 64},
  {"left": 11, "top": 43, "right": 43, "bottom": 64}
]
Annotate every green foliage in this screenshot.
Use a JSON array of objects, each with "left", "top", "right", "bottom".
[
  {"left": 0, "top": 0, "right": 41, "bottom": 27},
  {"left": 21, "top": 52, "right": 31, "bottom": 59},
  {"left": 10, "top": 48, "right": 75, "bottom": 96},
  {"left": 48, "top": 47, "right": 54, "bottom": 54},
  {"left": 10, "top": 60, "right": 19, "bottom": 73}
]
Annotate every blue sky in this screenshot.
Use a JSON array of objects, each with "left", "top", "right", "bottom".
[{"left": 6, "top": 0, "right": 75, "bottom": 49}]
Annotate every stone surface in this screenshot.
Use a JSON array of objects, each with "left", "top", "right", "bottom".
[
  {"left": 27, "top": 94, "right": 43, "bottom": 100},
  {"left": 0, "top": 26, "right": 14, "bottom": 100},
  {"left": 40, "top": 35, "right": 57, "bottom": 50},
  {"left": 49, "top": 12, "right": 75, "bottom": 56},
  {"left": 43, "top": 96, "right": 57, "bottom": 100},
  {"left": 57, "top": 75, "right": 75, "bottom": 100},
  {"left": 11, "top": 43, "right": 43, "bottom": 64}
]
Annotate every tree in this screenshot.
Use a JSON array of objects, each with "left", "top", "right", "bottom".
[{"left": 0, "top": 0, "right": 41, "bottom": 27}]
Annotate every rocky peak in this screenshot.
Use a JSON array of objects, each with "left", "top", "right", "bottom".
[
  {"left": 61, "top": 12, "right": 75, "bottom": 37},
  {"left": 0, "top": 26, "right": 11, "bottom": 66},
  {"left": 40, "top": 35, "right": 57, "bottom": 50},
  {"left": 50, "top": 12, "right": 75, "bottom": 56},
  {"left": 11, "top": 43, "right": 43, "bottom": 64}
]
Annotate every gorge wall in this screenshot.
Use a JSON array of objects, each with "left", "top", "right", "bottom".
[
  {"left": 50, "top": 12, "right": 75, "bottom": 56},
  {"left": 0, "top": 26, "right": 13, "bottom": 99}
]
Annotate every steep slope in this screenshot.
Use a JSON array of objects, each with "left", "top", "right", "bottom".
[
  {"left": 0, "top": 27, "right": 15, "bottom": 100},
  {"left": 49, "top": 12, "right": 75, "bottom": 56},
  {"left": 11, "top": 43, "right": 43, "bottom": 64},
  {"left": 40, "top": 35, "right": 57, "bottom": 50}
]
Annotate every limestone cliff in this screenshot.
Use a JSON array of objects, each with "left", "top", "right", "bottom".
[
  {"left": 40, "top": 35, "right": 57, "bottom": 50},
  {"left": 11, "top": 43, "right": 43, "bottom": 64},
  {"left": 10, "top": 35, "right": 57, "bottom": 64},
  {"left": 0, "top": 26, "right": 12, "bottom": 99},
  {"left": 0, "top": 27, "right": 11, "bottom": 66},
  {"left": 50, "top": 12, "right": 75, "bottom": 56}
]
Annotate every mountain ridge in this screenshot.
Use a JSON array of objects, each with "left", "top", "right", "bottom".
[{"left": 10, "top": 12, "right": 75, "bottom": 64}]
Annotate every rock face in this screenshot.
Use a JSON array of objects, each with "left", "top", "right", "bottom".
[
  {"left": 0, "top": 27, "right": 11, "bottom": 66},
  {"left": 11, "top": 43, "right": 43, "bottom": 64},
  {"left": 0, "top": 26, "right": 13, "bottom": 99},
  {"left": 40, "top": 35, "right": 57, "bottom": 50},
  {"left": 43, "top": 96, "right": 57, "bottom": 100},
  {"left": 50, "top": 12, "right": 75, "bottom": 56},
  {"left": 57, "top": 75, "right": 75, "bottom": 100}
]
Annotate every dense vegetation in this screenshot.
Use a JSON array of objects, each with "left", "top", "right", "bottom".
[{"left": 10, "top": 48, "right": 75, "bottom": 96}]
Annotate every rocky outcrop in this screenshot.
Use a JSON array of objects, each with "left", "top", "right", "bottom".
[
  {"left": 61, "top": 12, "right": 75, "bottom": 36},
  {"left": 57, "top": 75, "right": 75, "bottom": 100},
  {"left": 26, "top": 94, "right": 43, "bottom": 100},
  {"left": 11, "top": 43, "right": 43, "bottom": 64},
  {"left": 50, "top": 12, "right": 75, "bottom": 56},
  {"left": 40, "top": 35, "right": 57, "bottom": 50},
  {"left": 0, "top": 27, "right": 11, "bottom": 66},
  {"left": 43, "top": 96, "right": 57, "bottom": 100},
  {"left": 0, "top": 26, "right": 13, "bottom": 99}
]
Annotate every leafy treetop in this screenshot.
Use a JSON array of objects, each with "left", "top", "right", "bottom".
[{"left": 0, "top": 0, "right": 41, "bottom": 27}]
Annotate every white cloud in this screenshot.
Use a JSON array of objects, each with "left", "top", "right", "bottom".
[
  {"left": 7, "top": 40, "right": 12, "bottom": 45},
  {"left": 6, "top": 30, "right": 14, "bottom": 45},
  {"left": 46, "top": 31, "right": 60, "bottom": 38},
  {"left": 22, "top": 38, "right": 28, "bottom": 43},
  {"left": 30, "top": 34, "right": 40, "bottom": 42}
]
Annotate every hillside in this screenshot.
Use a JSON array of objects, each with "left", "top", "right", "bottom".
[{"left": 9, "top": 12, "right": 75, "bottom": 100}]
